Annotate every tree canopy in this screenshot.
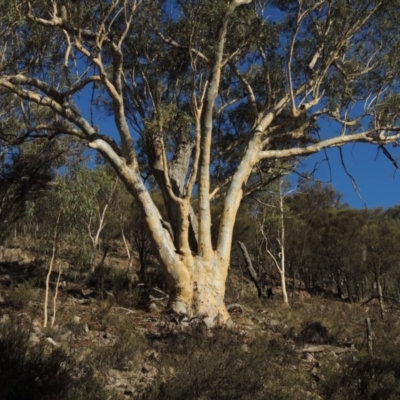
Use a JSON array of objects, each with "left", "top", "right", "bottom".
[{"left": 2, "top": 0, "right": 400, "bottom": 325}]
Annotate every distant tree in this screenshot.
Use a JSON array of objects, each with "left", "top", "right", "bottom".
[
  {"left": 361, "top": 212, "right": 400, "bottom": 318},
  {"left": 252, "top": 179, "right": 295, "bottom": 305},
  {"left": 64, "top": 166, "right": 119, "bottom": 271},
  {"left": 2, "top": 1, "right": 400, "bottom": 325},
  {"left": 286, "top": 180, "right": 345, "bottom": 291},
  {"left": 0, "top": 138, "right": 78, "bottom": 244}
]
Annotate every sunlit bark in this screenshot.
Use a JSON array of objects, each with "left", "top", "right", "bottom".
[{"left": 1, "top": 0, "right": 400, "bottom": 326}]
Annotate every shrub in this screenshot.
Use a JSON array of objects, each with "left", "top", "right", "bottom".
[
  {"left": 0, "top": 318, "right": 114, "bottom": 400},
  {"left": 7, "top": 281, "right": 36, "bottom": 310},
  {"left": 143, "top": 329, "right": 308, "bottom": 399},
  {"left": 92, "top": 314, "right": 147, "bottom": 371}
]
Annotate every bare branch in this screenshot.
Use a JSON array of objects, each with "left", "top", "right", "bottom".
[
  {"left": 229, "top": 62, "right": 258, "bottom": 117},
  {"left": 153, "top": 26, "right": 210, "bottom": 63}
]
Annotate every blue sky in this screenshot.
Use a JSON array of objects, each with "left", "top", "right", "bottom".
[
  {"left": 76, "top": 88, "right": 400, "bottom": 211},
  {"left": 73, "top": 2, "right": 400, "bottom": 212},
  {"left": 299, "top": 144, "right": 400, "bottom": 210}
]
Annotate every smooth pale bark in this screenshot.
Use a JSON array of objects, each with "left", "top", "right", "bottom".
[
  {"left": 114, "top": 161, "right": 231, "bottom": 323},
  {"left": 377, "top": 276, "right": 385, "bottom": 319},
  {"left": 256, "top": 182, "right": 290, "bottom": 305},
  {"left": 44, "top": 211, "right": 61, "bottom": 328},
  {"left": 3, "top": 0, "right": 400, "bottom": 327}
]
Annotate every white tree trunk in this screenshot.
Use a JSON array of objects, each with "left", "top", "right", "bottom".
[
  {"left": 280, "top": 270, "right": 289, "bottom": 305},
  {"left": 168, "top": 255, "right": 231, "bottom": 327},
  {"left": 44, "top": 211, "right": 61, "bottom": 328},
  {"left": 377, "top": 277, "right": 384, "bottom": 319}
]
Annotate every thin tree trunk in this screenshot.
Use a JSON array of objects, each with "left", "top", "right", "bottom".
[
  {"left": 258, "top": 182, "right": 290, "bottom": 305},
  {"left": 377, "top": 276, "right": 384, "bottom": 319},
  {"left": 51, "top": 265, "right": 62, "bottom": 327},
  {"left": 365, "top": 317, "right": 373, "bottom": 356},
  {"left": 121, "top": 226, "right": 134, "bottom": 271},
  {"left": 238, "top": 241, "right": 268, "bottom": 300},
  {"left": 44, "top": 211, "right": 61, "bottom": 328},
  {"left": 292, "top": 268, "right": 296, "bottom": 298}
]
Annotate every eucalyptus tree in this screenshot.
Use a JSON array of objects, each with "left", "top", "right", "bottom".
[
  {"left": 2, "top": 0, "right": 400, "bottom": 326},
  {"left": 285, "top": 180, "right": 344, "bottom": 291},
  {"left": 67, "top": 166, "right": 119, "bottom": 272},
  {"left": 251, "top": 179, "right": 296, "bottom": 305},
  {"left": 0, "top": 93, "right": 77, "bottom": 243},
  {"left": 361, "top": 212, "right": 400, "bottom": 318}
]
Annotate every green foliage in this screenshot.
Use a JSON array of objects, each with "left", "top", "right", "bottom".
[
  {"left": 6, "top": 281, "right": 36, "bottom": 310},
  {"left": 0, "top": 138, "right": 68, "bottom": 244},
  {"left": 91, "top": 313, "right": 147, "bottom": 371},
  {"left": 89, "top": 265, "right": 140, "bottom": 307},
  {"left": 320, "top": 350, "right": 400, "bottom": 400},
  {"left": 0, "top": 318, "right": 113, "bottom": 400},
  {"left": 143, "top": 329, "right": 308, "bottom": 399}
]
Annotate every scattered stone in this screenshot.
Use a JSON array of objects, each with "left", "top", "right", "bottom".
[
  {"left": 144, "top": 349, "right": 160, "bottom": 362},
  {"left": 31, "top": 318, "right": 41, "bottom": 327},
  {"left": 303, "top": 352, "right": 316, "bottom": 362},
  {"left": 268, "top": 318, "right": 280, "bottom": 327},
  {"left": 149, "top": 302, "right": 160, "bottom": 312},
  {"left": 227, "top": 303, "right": 244, "bottom": 313},
  {"left": 46, "top": 337, "right": 59, "bottom": 346},
  {"left": 105, "top": 331, "right": 115, "bottom": 340},
  {"left": 81, "top": 288, "right": 96, "bottom": 297},
  {"left": 29, "top": 333, "right": 41, "bottom": 345},
  {"left": 241, "top": 343, "right": 250, "bottom": 352},
  {"left": 32, "top": 325, "right": 42, "bottom": 335},
  {"left": 0, "top": 248, "right": 35, "bottom": 265},
  {"left": 142, "top": 362, "right": 158, "bottom": 378},
  {"left": 71, "top": 315, "right": 81, "bottom": 324},
  {"left": 59, "top": 329, "right": 72, "bottom": 341},
  {"left": 0, "top": 314, "right": 10, "bottom": 324},
  {"left": 311, "top": 366, "right": 320, "bottom": 382},
  {"left": 265, "top": 318, "right": 280, "bottom": 331},
  {"left": 299, "top": 345, "right": 352, "bottom": 354}
]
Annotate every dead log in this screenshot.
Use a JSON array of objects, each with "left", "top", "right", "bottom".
[
  {"left": 237, "top": 241, "right": 274, "bottom": 301},
  {"left": 298, "top": 345, "right": 353, "bottom": 354}
]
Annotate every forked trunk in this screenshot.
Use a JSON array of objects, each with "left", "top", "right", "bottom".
[{"left": 166, "top": 256, "right": 231, "bottom": 328}]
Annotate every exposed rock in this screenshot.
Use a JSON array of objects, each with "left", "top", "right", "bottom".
[
  {"left": 29, "top": 333, "right": 41, "bottom": 345},
  {"left": 144, "top": 349, "right": 160, "bottom": 362},
  {"left": 149, "top": 302, "right": 160, "bottom": 312},
  {"left": 81, "top": 288, "right": 96, "bottom": 297},
  {"left": 71, "top": 315, "right": 81, "bottom": 324},
  {"left": 298, "top": 345, "right": 353, "bottom": 354},
  {"left": 302, "top": 352, "right": 316, "bottom": 362},
  {"left": 227, "top": 303, "right": 244, "bottom": 313},
  {"left": 0, "top": 314, "right": 10, "bottom": 324},
  {"left": 311, "top": 366, "right": 321, "bottom": 382},
  {"left": 265, "top": 318, "right": 280, "bottom": 331},
  {"left": 0, "top": 247, "right": 35, "bottom": 265},
  {"left": 142, "top": 361, "right": 158, "bottom": 378},
  {"left": 32, "top": 325, "right": 42, "bottom": 335},
  {"left": 46, "top": 337, "right": 59, "bottom": 346}
]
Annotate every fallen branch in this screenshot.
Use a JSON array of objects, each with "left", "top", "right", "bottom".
[
  {"left": 361, "top": 295, "right": 400, "bottom": 306},
  {"left": 298, "top": 345, "right": 354, "bottom": 354}
]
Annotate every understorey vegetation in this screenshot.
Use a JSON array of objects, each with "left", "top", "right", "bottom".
[
  {"left": 2, "top": 0, "right": 400, "bottom": 397},
  {"left": 1, "top": 174, "right": 400, "bottom": 398}
]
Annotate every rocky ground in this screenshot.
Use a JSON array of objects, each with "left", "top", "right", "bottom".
[{"left": 0, "top": 244, "right": 396, "bottom": 399}]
